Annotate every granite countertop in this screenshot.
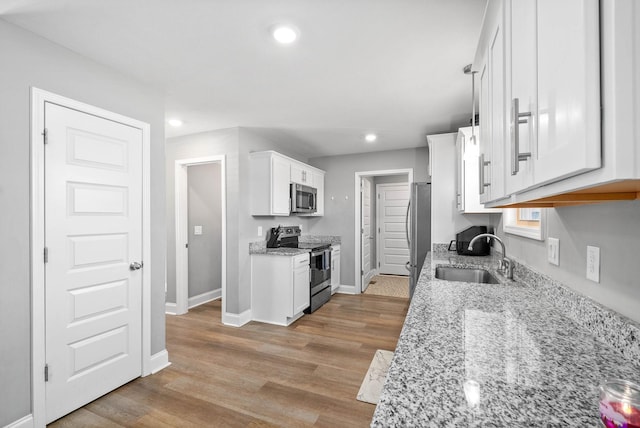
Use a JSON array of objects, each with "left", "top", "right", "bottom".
[
  {"left": 249, "top": 235, "right": 341, "bottom": 256},
  {"left": 371, "top": 249, "right": 640, "bottom": 427}
]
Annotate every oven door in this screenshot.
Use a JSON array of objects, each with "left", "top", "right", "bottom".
[{"left": 310, "top": 248, "right": 331, "bottom": 294}]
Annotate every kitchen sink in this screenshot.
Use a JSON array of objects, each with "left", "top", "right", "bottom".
[{"left": 435, "top": 266, "right": 500, "bottom": 284}]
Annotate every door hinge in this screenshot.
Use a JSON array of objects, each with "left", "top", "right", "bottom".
[
  {"left": 361, "top": 270, "right": 364, "bottom": 276},
  {"left": 361, "top": 228, "right": 364, "bottom": 234},
  {"left": 378, "top": 262, "right": 381, "bottom": 268},
  {"left": 44, "top": 247, "right": 48, "bottom": 263},
  {"left": 44, "top": 364, "right": 49, "bottom": 382},
  {"left": 378, "top": 194, "right": 380, "bottom": 199},
  {"left": 185, "top": 243, "right": 188, "bottom": 248},
  {"left": 42, "top": 128, "right": 48, "bottom": 144}
]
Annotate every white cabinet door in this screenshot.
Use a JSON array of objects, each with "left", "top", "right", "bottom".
[
  {"left": 312, "top": 171, "right": 324, "bottom": 216},
  {"left": 457, "top": 127, "right": 502, "bottom": 213},
  {"left": 272, "top": 155, "right": 291, "bottom": 215},
  {"left": 478, "top": 9, "right": 507, "bottom": 206},
  {"left": 534, "top": 0, "right": 601, "bottom": 184},
  {"left": 505, "top": 0, "right": 536, "bottom": 194},
  {"left": 291, "top": 163, "right": 313, "bottom": 186},
  {"left": 292, "top": 255, "right": 310, "bottom": 315},
  {"left": 331, "top": 246, "right": 341, "bottom": 293},
  {"left": 250, "top": 152, "right": 291, "bottom": 216},
  {"left": 455, "top": 132, "right": 465, "bottom": 212},
  {"left": 488, "top": 10, "right": 506, "bottom": 202}
]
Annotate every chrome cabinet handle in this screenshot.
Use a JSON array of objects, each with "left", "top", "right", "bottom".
[
  {"left": 405, "top": 261, "right": 411, "bottom": 272},
  {"left": 129, "top": 261, "right": 143, "bottom": 270},
  {"left": 511, "top": 98, "right": 532, "bottom": 175},
  {"left": 478, "top": 154, "right": 490, "bottom": 195}
]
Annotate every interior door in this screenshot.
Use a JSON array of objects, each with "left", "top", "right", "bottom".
[
  {"left": 44, "top": 102, "right": 143, "bottom": 423},
  {"left": 361, "top": 178, "right": 373, "bottom": 290},
  {"left": 377, "top": 183, "right": 410, "bottom": 275}
]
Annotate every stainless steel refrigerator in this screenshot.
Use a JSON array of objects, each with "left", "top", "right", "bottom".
[{"left": 405, "top": 182, "right": 431, "bottom": 298}]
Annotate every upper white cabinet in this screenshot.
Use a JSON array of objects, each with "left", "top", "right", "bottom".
[
  {"left": 476, "top": 0, "right": 507, "bottom": 204},
  {"left": 250, "top": 151, "right": 326, "bottom": 216},
  {"left": 291, "top": 163, "right": 314, "bottom": 186},
  {"left": 504, "top": 0, "right": 601, "bottom": 193},
  {"left": 250, "top": 151, "right": 291, "bottom": 216},
  {"left": 473, "top": 0, "right": 634, "bottom": 208},
  {"left": 456, "top": 127, "right": 502, "bottom": 213}
]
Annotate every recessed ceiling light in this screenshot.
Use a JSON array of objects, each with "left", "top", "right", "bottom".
[
  {"left": 365, "top": 133, "right": 377, "bottom": 143},
  {"left": 272, "top": 26, "right": 298, "bottom": 44},
  {"left": 168, "top": 119, "right": 183, "bottom": 127}
]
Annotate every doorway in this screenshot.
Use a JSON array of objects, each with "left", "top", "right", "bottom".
[
  {"left": 30, "top": 88, "right": 153, "bottom": 425},
  {"left": 174, "top": 156, "right": 227, "bottom": 317},
  {"left": 354, "top": 169, "right": 413, "bottom": 294}
]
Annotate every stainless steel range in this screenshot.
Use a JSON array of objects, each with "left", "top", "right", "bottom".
[{"left": 266, "top": 226, "right": 332, "bottom": 313}]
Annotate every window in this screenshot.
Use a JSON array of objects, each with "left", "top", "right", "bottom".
[{"left": 503, "top": 208, "right": 545, "bottom": 240}]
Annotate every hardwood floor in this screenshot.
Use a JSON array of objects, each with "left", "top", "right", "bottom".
[{"left": 49, "top": 293, "right": 409, "bottom": 427}]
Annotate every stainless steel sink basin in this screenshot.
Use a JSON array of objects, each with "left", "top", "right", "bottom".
[{"left": 435, "top": 266, "right": 500, "bottom": 284}]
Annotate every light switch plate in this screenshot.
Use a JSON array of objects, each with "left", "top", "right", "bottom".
[
  {"left": 586, "top": 246, "right": 600, "bottom": 283},
  {"left": 547, "top": 237, "right": 559, "bottom": 266},
  {"left": 194, "top": 225, "right": 203, "bottom": 235},
  {"left": 258, "top": 226, "right": 263, "bottom": 237}
]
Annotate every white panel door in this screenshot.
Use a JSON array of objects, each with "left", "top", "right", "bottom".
[
  {"left": 361, "top": 178, "right": 374, "bottom": 290},
  {"left": 45, "top": 102, "right": 143, "bottom": 423},
  {"left": 377, "top": 184, "right": 410, "bottom": 275}
]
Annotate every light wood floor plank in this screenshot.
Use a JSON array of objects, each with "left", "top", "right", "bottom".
[{"left": 48, "top": 293, "right": 408, "bottom": 427}]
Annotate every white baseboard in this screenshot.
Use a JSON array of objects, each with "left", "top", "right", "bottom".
[
  {"left": 5, "top": 414, "right": 33, "bottom": 428},
  {"left": 165, "top": 302, "right": 177, "bottom": 315},
  {"left": 149, "top": 349, "right": 171, "bottom": 374},
  {"left": 222, "top": 309, "right": 252, "bottom": 327},
  {"left": 188, "top": 288, "right": 221, "bottom": 309},
  {"left": 331, "top": 283, "right": 340, "bottom": 295},
  {"left": 337, "top": 285, "right": 358, "bottom": 295}
]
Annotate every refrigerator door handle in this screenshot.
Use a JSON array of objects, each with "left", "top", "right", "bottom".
[{"left": 405, "top": 199, "right": 411, "bottom": 247}]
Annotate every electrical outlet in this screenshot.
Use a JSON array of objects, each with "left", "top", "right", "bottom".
[
  {"left": 257, "top": 226, "right": 263, "bottom": 237},
  {"left": 194, "top": 225, "right": 203, "bottom": 235},
  {"left": 586, "top": 246, "right": 600, "bottom": 283},
  {"left": 547, "top": 237, "right": 559, "bottom": 266}
]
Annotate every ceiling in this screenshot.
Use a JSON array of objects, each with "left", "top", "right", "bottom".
[{"left": 1, "top": 0, "right": 487, "bottom": 158}]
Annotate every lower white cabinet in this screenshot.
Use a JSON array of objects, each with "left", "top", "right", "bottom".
[
  {"left": 251, "top": 253, "right": 310, "bottom": 326},
  {"left": 330, "top": 245, "right": 341, "bottom": 294}
]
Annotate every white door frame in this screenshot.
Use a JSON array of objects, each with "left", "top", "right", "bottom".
[
  {"left": 354, "top": 169, "right": 413, "bottom": 293},
  {"left": 174, "top": 156, "right": 227, "bottom": 317},
  {"left": 376, "top": 182, "right": 410, "bottom": 275},
  {"left": 30, "top": 88, "right": 153, "bottom": 427}
]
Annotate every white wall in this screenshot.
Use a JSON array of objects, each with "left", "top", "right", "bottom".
[
  {"left": 187, "top": 163, "right": 222, "bottom": 298},
  {"left": 0, "top": 19, "right": 166, "bottom": 426},
  {"left": 495, "top": 201, "right": 640, "bottom": 324},
  {"left": 429, "top": 133, "right": 496, "bottom": 247},
  {"left": 308, "top": 148, "right": 429, "bottom": 286}
]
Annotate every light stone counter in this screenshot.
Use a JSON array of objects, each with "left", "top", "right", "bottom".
[{"left": 371, "top": 249, "right": 640, "bottom": 427}]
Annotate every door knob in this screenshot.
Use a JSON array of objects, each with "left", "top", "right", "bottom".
[{"left": 129, "top": 262, "right": 143, "bottom": 271}]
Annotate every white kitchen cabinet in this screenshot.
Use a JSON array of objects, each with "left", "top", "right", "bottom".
[
  {"left": 251, "top": 253, "right": 310, "bottom": 326},
  {"left": 475, "top": 0, "right": 640, "bottom": 208},
  {"left": 488, "top": 0, "right": 640, "bottom": 207},
  {"left": 249, "top": 151, "right": 291, "bottom": 216},
  {"left": 504, "top": 0, "right": 601, "bottom": 193},
  {"left": 291, "top": 163, "right": 314, "bottom": 186},
  {"left": 330, "top": 245, "right": 341, "bottom": 294},
  {"left": 456, "top": 127, "right": 502, "bottom": 213},
  {"left": 475, "top": 0, "right": 601, "bottom": 204},
  {"left": 476, "top": 1, "right": 507, "bottom": 205},
  {"left": 312, "top": 170, "right": 324, "bottom": 216}
]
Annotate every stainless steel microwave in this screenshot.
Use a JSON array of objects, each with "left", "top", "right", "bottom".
[{"left": 291, "top": 183, "right": 317, "bottom": 214}]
